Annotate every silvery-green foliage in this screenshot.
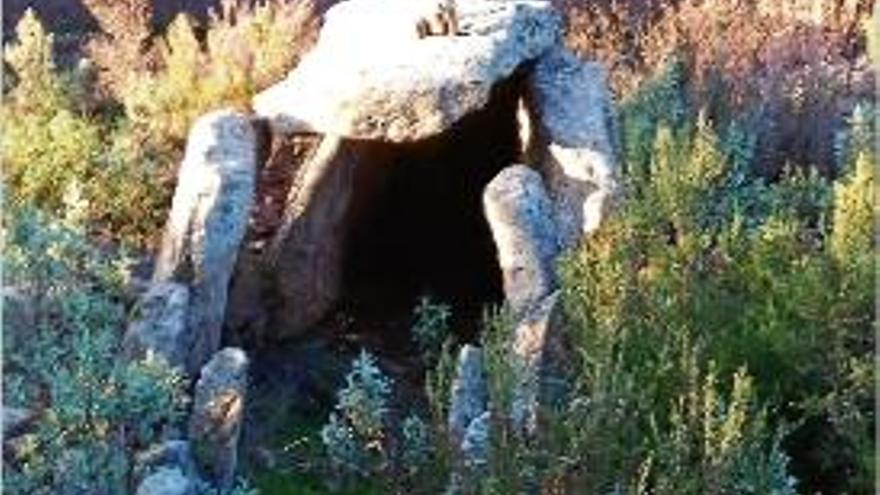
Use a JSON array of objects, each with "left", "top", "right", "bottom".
[
  {"left": 321, "top": 350, "right": 392, "bottom": 479},
  {"left": 400, "top": 414, "right": 431, "bottom": 472},
  {"left": 411, "top": 296, "right": 452, "bottom": 364},
  {"left": 321, "top": 413, "right": 368, "bottom": 476},
  {"left": 336, "top": 350, "right": 392, "bottom": 438},
  {"left": 425, "top": 338, "right": 457, "bottom": 426},
  {"left": 730, "top": 429, "right": 798, "bottom": 495},
  {"left": 2, "top": 206, "right": 188, "bottom": 495}
]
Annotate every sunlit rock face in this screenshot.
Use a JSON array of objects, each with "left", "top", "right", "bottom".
[
  {"left": 483, "top": 164, "right": 559, "bottom": 317},
  {"left": 189, "top": 348, "right": 249, "bottom": 493},
  {"left": 253, "top": 0, "right": 562, "bottom": 142},
  {"left": 153, "top": 110, "right": 256, "bottom": 374},
  {"left": 122, "top": 282, "right": 191, "bottom": 371},
  {"left": 523, "top": 46, "right": 621, "bottom": 248}
]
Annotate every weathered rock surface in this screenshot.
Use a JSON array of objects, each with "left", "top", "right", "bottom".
[
  {"left": 268, "top": 136, "right": 380, "bottom": 338},
  {"left": 134, "top": 440, "right": 199, "bottom": 487},
  {"left": 448, "top": 344, "right": 489, "bottom": 448},
  {"left": 461, "top": 410, "right": 491, "bottom": 470},
  {"left": 153, "top": 110, "right": 257, "bottom": 373},
  {"left": 254, "top": 0, "right": 562, "bottom": 142},
  {"left": 483, "top": 165, "right": 560, "bottom": 315},
  {"left": 2, "top": 407, "right": 34, "bottom": 439},
  {"left": 136, "top": 467, "right": 195, "bottom": 495},
  {"left": 122, "top": 282, "right": 191, "bottom": 370},
  {"left": 511, "top": 290, "right": 567, "bottom": 431},
  {"left": 189, "top": 348, "right": 249, "bottom": 493},
  {"left": 524, "top": 46, "right": 620, "bottom": 248}
]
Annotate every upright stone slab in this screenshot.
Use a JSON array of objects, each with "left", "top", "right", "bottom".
[
  {"left": 511, "top": 290, "right": 567, "bottom": 431},
  {"left": 524, "top": 46, "right": 620, "bottom": 248},
  {"left": 136, "top": 467, "right": 195, "bottom": 495},
  {"left": 267, "top": 135, "right": 366, "bottom": 338},
  {"left": 447, "top": 344, "right": 489, "bottom": 448},
  {"left": 189, "top": 348, "right": 249, "bottom": 493},
  {"left": 446, "top": 346, "right": 491, "bottom": 495},
  {"left": 483, "top": 165, "right": 560, "bottom": 315},
  {"left": 153, "top": 110, "right": 257, "bottom": 373},
  {"left": 122, "top": 282, "right": 191, "bottom": 370}
]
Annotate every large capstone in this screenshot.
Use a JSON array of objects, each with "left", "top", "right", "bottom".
[
  {"left": 266, "top": 136, "right": 379, "bottom": 338},
  {"left": 153, "top": 110, "right": 257, "bottom": 373},
  {"left": 254, "top": 0, "right": 562, "bottom": 142}
]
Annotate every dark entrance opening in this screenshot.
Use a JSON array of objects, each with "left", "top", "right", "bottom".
[{"left": 340, "top": 76, "right": 523, "bottom": 353}]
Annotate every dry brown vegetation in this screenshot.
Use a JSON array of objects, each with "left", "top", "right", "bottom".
[{"left": 559, "top": 0, "right": 876, "bottom": 174}]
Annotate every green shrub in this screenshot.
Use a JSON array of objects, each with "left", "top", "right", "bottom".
[
  {"left": 411, "top": 296, "right": 453, "bottom": 365},
  {"left": 2, "top": 206, "right": 189, "bottom": 495},
  {"left": 321, "top": 350, "right": 393, "bottom": 482},
  {"left": 4, "top": 3, "right": 317, "bottom": 248},
  {"left": 320, "top": 349, "right": 448, "bottom": 494},
  {"left": 3, "top": 10, "right": 174, "bottom": 248},
  {"left": 3, "top": 10, "right": 98, "bottom": 212},
  {"left": 555, "top": 72, "right": 874, "bottom": 493},
  {"left": 642, "top": 363, "right": 797, "bottom": 495},
  {"left": 123, "top": 0, "right": 317, "bottom": 146}
]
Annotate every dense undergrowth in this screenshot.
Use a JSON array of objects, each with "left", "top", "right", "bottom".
[
  {"left": 3, "top": 1, "right": 316, "bottom": 248},
  {"left": 2, "top": 1, "right": 876, "bottom": 494}
]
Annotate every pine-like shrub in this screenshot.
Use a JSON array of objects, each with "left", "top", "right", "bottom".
[
  {"left": 321, "top": 350, "right": 393, "bottom": 481},
  {"left": 411, "top": 296, "right": 453, "bottom": 365}
]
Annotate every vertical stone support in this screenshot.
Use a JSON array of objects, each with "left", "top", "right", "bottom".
[
  {"left": 153, "top": 110, "right": 257, "bottom": 374},
  {"left": 483, "top": 164, "right": 560, "bottom": 316},
  {"left": 189, "top": 348, "right": 249, "bottom": 493},
  {"left": 522, "top": 46, "right": 620, "bottom": 249}
]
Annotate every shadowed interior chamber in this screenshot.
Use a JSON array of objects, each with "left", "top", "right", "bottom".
[{"left": 340, "top": 75, "right": 524, "bottom": 343}]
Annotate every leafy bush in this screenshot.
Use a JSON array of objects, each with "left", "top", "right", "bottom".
[
  {"left": 642, "top": 363, "right": 798, "bottom": 495},
  {"left": 3, "top": 10, "right": 173, "bottom": 248},
  {"left": 5, "top": 3, "right": 318, "bottom": 248},
  {"left": 321, "top": 350, "right": 393, "bottom": 482},
  {"left": 458, "top": 65, "right": 872, "bottom": 494},
  {"left": 3, "top": 10, "right": 99, "bottom": 212},
  {"left": 320, "top": 349, "right": 445, "bottom": 493},
  {"left": 411, "top": 296, "right": 453, "bottom": 365},
  {"left": 2, "top": 206, "right": 189, "bottom": 495},
  {"left": 556, "top": 76, "right": 873, "bottom": 493}
]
